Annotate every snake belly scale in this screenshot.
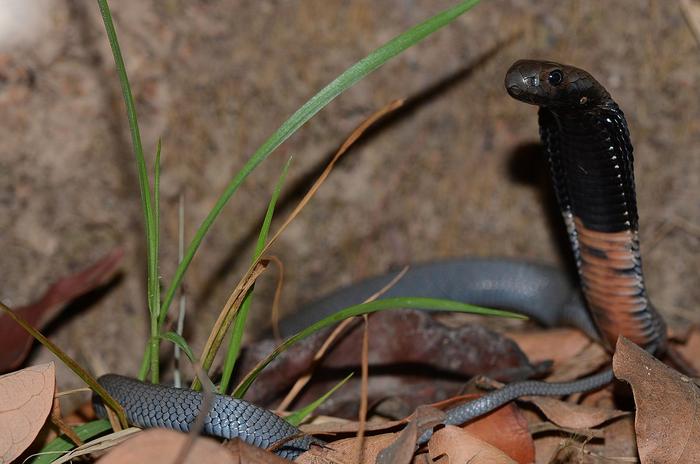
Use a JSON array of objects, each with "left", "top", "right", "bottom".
[{"left": 94, "top": 60, "right": 667, "bottom": 459}]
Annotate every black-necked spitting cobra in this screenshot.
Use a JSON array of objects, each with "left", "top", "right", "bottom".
[{"left": 93, "top": 60, "right": 668, "bottom": 459}]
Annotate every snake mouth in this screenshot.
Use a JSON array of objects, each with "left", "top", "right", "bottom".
[
  {"left": 505, "top": 84, "right": 539, "bottom": 105},
  {"left": 506, "top": 84, "right": 523, "bottom": 96}
]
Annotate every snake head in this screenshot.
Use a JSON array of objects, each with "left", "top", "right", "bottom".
[{"left": 505, "top": 59, "right": 612, "bottom": 109}]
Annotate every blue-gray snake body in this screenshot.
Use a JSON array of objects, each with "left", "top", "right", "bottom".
[
  {"left": 94, "top": 60, "right": 667, "bottom": 459},
  {"left": 94, "top": 374, "right": 316, "bottom": 459}
]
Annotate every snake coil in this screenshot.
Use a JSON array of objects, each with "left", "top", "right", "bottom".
[{"left": 94, "top": 60, "right": 667, "bottom": 459}]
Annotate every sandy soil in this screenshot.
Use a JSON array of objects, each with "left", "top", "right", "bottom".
[{"left": 1, "top": 0, "right": 698, "bottom": 402}]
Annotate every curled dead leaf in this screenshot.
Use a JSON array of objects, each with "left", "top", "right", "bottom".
[
  {"left": 603, "top": 415, "right": 638, "bottom": 460},
  {"left": 375, "top": 420, "right": 417, "bottom": 464},
  {"left": 545, "top": 342, "right": 609, "bottom": 382},
  {"left": 97, "top": 429, "right": 260, "bottom": 464},
  {"left": 375, "top": 405, "right": 445, "bottom": 464},
  {"left": 428, "top": 425, "right": 517, "bottom": 464},
  {"left": 300, "top": 417, "right": 405, "bottom": 435},
  {"left": 0, "top": 362, "right": 55, "bottom": 464},
  {"left": 525, "top": 396, "right": 627, "bottom": 429},
  {"left": 459, "top": 396, "right": 534, "bottom": 464},
  {"left": 506, "top": 327, "right": 591, "bottom": 366},
  {"left": 295, "top": 433, "right": 398, "bottom": 464},
  {"left": 613, "top": 336, "right": 700, "bottom": 463}
]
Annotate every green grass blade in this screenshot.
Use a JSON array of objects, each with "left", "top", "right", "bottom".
[
  {"left": 285, "top": 373, "right": 353, "bottom": 427},
  {"left": 153, "top": 139, "right": 161, "bottom": 307},
  {"left": 148, "top": 140, "right": 162, "bottom": 382},
  {"left": 158, "top": 0, "right": 482, "bottom": 328},
  {"left": 31, "top": 420, "right": 112, "bottom": 464},
  {"left": 154, "top": 139, "right": 161, "bottom": 261},
  {"left": 217, "top": 157, "right": 293, "bottom": 394},
  {"left": 159, "top": 332, "right": 216, "bottom": 387},
  {"left": 160, "top": 331, "right": 196, "bottom": 363},
  {"left": 137, "top": 347, "right": 150, "bottom": 381},
  {"left": 96, "top": 0, "right": 160, "bottom": 382},
  {"left": 174, "top": 192, "right": 188, "bottom": 387},
  {"left": 233, "top": 297, "right": 521, "bottom": 397}
]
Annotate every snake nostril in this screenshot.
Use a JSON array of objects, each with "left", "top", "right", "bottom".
[{"left": 524, "top": 75, "right": 539, "bottom": 87}]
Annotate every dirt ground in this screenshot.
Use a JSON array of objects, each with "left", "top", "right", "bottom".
[{"left": 1, "top": 0, "right": 698, "bottom": 405}]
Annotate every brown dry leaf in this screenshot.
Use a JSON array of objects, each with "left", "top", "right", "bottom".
[
  {"left": 460, "top": 398, "right": 534, "bottom": 464},
  {"left": 296, "top": 433, "right": 399, "bottom": 464},
  {"left": 97, "top": 429, "right": 274, "bottom": 464},
  {"left": 375, "top": 405, "right": 445, "bottom": 464},
  {"left": 0, "top": 248, "right": 123, "bottom": 372},
  {"left": 525, "top": 396, "right": 627, "bottom": 429},
  {"left": 300, "top": 417, "right": 405, "bottom": 435},
  {"left": 413, "top": 454, "right": 431, "bottom": 464},
  {"left": 302, "top": 398, "right": 527, "bottom": 462},
  {"left": 522, "top": 402, "right": 621, "bottom": 463},
  {"left": 428, "top": 426, "right": 517, "bottom": 464},
  {"left": 613, "top": 336, "right": 700, "bottom": 463},
  {"left": 545, "top": 342, "right": 609, "bottom": 382},
  {"left": 531, "top": 424, "right": 595, "bottom": 464},
  {"left": 579, "top": 382, "right": 616, "bottom": 410},
  {"left": 0, "top": 362, "right": 55, "bottom": 464},
  {"left": 300, "top": 405, "right": 443, "bottom": 463},
  {"left": 528, "top": 407, "right": 631, "bottom": 463},
  {"left": 225, "top": 439, "right": 291, "bottom": 463},
  {"left": 602, "top": 414, "right": 638, "bottom": 460},
  {"left": 528, "top": 420, "right": 603, "bottom": 439},
  {"left": 375, "top": 419, "right": 417, "bottom": 464},
  {"left": 506, "top": 328, "right": 591, "bottom": 366}
]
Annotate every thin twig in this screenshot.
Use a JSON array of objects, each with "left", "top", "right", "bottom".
[
  {"left": 267, "top": 255, "right": 286, "bottom": 344},
  {"left": 174, "top": 362, "right": 215, "bottom": 464},
  {"left": 174, "top": 190, "right": 187, "bottom": 388},
  {"left": 355, "top": 314, "right": 370, "bottom": 463}
]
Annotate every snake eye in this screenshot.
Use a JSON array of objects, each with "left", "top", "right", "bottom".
[{"left": 548, "top": 69, "right": 564, "bottom": 86}]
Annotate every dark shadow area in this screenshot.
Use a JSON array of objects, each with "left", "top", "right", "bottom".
[
  {"left": 278, "top": 359, "right": 553, "bottom": 387},
  {"left": 506, "top": 141, "right": 579, "bottom": 280},
  {"left": 251, "top": 359, "right": 551, "bottom": 419},
  {"left": 196, "top": 34, "right": 520, "bottom": 305},
  {"left": 304, "top": 362, "right": 473, "bottom": 383}
]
